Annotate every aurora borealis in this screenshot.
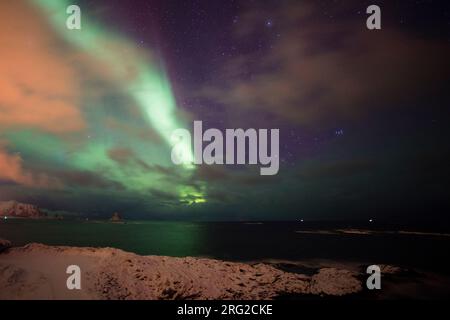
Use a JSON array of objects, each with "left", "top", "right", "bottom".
[
  {"left": 1, "top": 0, "right": 450, "bottom": 220},
  {"left": 1, "top": 0, "right": 203, "bottom": 213}
]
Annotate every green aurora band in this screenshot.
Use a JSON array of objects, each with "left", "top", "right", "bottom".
[{"left": 28, "top": 0, "right": 205, "bottom": 206}]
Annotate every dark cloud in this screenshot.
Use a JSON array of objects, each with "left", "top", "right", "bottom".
[
  {"left": 192, "top": 165, "right": 280, "bottom": 186},
  {"left": 107, "top": 146, "right": 160, "bottom": 173},
  {"left": 48, "top": 169, "right": 124, "bottom": 190},
  {"left": 298, "top": 159, "right": 377, "bottom": 179},
  {"left": 196, "top": 1, "right": 450, "bottom": 127}
]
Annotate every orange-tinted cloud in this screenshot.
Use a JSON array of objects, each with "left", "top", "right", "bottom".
[
  {"left": 0, "top": 1, "right": 85, "bottom": 134},
  {"left": 0, "top": 146, "right": 58, "bottom": 188}
]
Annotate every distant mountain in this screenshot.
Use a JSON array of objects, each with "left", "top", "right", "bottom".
[{"left": 0, "top": 201, "right": 47, "bottom": 219}]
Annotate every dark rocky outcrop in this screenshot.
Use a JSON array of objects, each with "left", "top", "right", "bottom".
[
  {"left": 110, "top": 212, "right": 122, "bottom": 222},
  {"left": 0, "top": 239, "right": 11, "bottom": 252}
]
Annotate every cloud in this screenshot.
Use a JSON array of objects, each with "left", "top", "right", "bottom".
[
  {"left": 196, "top": 1, "right": 450, "bottom": 126},
  {"left": 103, "top": 116, "right": 162, "bottom": 143},
  {"left": 107, "top": 146, "right": 163, "bottom": 173},
  {"left": 0, "top": 1, "right": 85, "bottom": 134},
  {"left": 0, "top": 145, "right": 58, "bottom": 188},
  {"left": 298, "top": 159, "right": 377, "bottom": 179},
  {"left": 107, "top": 147, "right": 136, "bottom": 165},
  {"left": 46, "top": 168, "right": 124, "bottom": 190}
]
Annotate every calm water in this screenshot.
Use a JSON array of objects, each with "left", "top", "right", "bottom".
[{"left": 1, "top": 219, "right": 449, "bottom": 273}]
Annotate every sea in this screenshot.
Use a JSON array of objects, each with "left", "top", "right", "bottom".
[{"left": 1, "top": 219, "right": 450, "bottom": 273}]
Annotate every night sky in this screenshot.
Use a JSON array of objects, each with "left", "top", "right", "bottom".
[{"left": 0, "top": 0, "right": 450, "bottom": 220}]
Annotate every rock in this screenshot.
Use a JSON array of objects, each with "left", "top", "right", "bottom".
[
  {"left": 0, "top": 201, "right": 46, "bottom": 219},
  {"left": 378, "top": 264, "right": 403, "bottom": 275},
  {"left": 0, "top": 239, "right": 12, "bottom": 252},
  {"left": 110, "top": 212, "right": 123, "bottom": 222},
  {"left": 309, "top": 268, "right": 362, "bottom": 296}
]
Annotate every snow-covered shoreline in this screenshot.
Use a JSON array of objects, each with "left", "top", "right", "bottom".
[{"left": 0, "top": 242, "right": 363, "bottom": 300}]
